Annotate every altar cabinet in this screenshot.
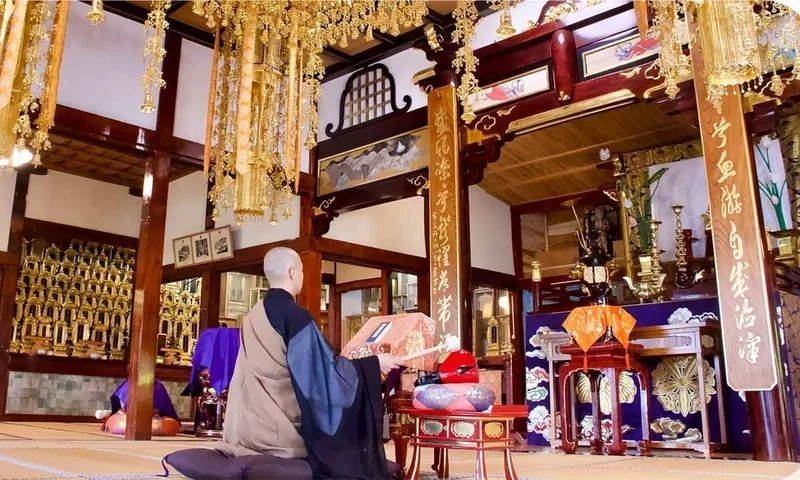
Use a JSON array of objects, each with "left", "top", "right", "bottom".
[{"left": 218, "top": 247, "right": 397, "bottom": 480}]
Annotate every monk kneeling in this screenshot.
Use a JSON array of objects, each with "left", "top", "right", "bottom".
[{"left": 217, "top": 247, "right": 403, "bottom": 479}]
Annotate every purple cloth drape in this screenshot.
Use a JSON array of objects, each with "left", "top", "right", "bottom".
[
  {"left": 188, "top": 327, "right": 241, "bottom": 394},
  {"left": 525, "top": 297, "right": 751, "bottom": 452},
  {"left": 111, "top": 379, "right": 180, "bottom": 421}
]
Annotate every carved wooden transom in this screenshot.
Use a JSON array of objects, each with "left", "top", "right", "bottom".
[{"left": 325, "top": 63, "right": 412, "bottom": 137}]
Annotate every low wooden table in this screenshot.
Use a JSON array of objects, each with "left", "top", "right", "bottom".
[{"left": 401, "top": 405, "right": 527, "bottom": 480}]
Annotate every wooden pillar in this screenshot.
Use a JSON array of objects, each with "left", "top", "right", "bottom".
[
  {"left": 297, "top": 250, "right": 323, "bottom": 329},
  {"left": 0, "top": 172, "right": 29, "bottom": 419},
  {"left": 689, "top": 18, "right": 792, "bottom": 461},
  {"left": 428, "top": 84, "right": 470, "bottom": 348},
  {"left": 199, "top": 269, "right": 221, "bottom": 331},
  {"left": 126, "top": 153, "right": 171, "bottom": 441}
]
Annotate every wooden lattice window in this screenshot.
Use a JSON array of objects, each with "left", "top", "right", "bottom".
[{"left": 325, "top": 63, "right": 411, "bottom": 137}]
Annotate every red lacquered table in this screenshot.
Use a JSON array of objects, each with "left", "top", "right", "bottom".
[{"left": 400, "top": 405, "right": 528, "bottom": 480}]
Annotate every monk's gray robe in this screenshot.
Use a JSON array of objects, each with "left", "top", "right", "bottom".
[{"left": 218, "top": 299, "right": 306, "bottom": 459}]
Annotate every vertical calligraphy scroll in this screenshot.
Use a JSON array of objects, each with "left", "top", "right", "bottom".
[
  {"left": 428, "top": 84, "right": 463, "bottom": 345},
  {"left": 690, "top": 20, "right": 778, "bottom": 391}
]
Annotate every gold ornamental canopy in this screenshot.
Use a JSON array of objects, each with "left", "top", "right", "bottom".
[
  {"left": 647, "top": 0, "right": 800, "bottom": 111},
  {"left": 2, "top": 0, "right": 800, "bottom": 224}
]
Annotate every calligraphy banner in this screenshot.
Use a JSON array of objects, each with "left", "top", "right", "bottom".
[
  {"left": 691, "top": 27, "right": 779, "bottom": 391},
  {"left": 428, "top": 84, "right": 463, "bottom": 344}
]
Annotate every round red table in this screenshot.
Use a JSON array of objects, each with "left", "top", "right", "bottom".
[{"left": 400, "top": 405, "right": 527, "bottom": 480}]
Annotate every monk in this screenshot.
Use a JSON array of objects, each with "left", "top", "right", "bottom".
[{"left": 218, "top": 247, "right": 402, "bottom": 479}]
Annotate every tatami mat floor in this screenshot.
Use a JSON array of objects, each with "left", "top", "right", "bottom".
[{"left": 1, "top": 422, "right": 799, "bottom": 479}]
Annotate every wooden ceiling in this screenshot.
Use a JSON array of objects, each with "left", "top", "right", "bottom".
[
  {"left": 104, "top": 1, "right": 484, "bottom": 82},
  {"left": 480, "top": 102, "right": 701, "bottom": 205},
  {"left": 40, "top": 134, "right": 196, "bottom": 190}
]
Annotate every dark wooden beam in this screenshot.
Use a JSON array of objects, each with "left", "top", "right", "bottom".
[
  {"left": 509, "top": 188, "right": 615, "bottom": 216},
  {"left": 165, "top": 1, "right": 187, "bottom": 16},
  {"left": 90, "top": 0, "right": 214, "bottom": 48},
  {"left": 424, "top": 11, "right": 447, "bottom": 26},
  {"left": 297, "top": 250, "right": 324, "bottom": 329},
  {"left": 126, "top": 153, "right": 171, "bottom": 441},
  {"left": 52, "top": 105, "right": 204, "bottom": 167},
  {"left": 199, "top": 269, "right": 221, "bottom": 331},
  {"left": 471, "top": 268, "right": 519, "bottom": 291},
  {"left": 0, "top": 172, "right": 29, "bottom": 421},
  {"left": 8, "top": 354, "right": 189, "bottom": 382},
  {"left": 324, "top": 47, "right": 355, "bottom": 64},
  {"left": 161, "top": 237, "right": 309, "bottom": 283},
  {"left": 371, "top": 30, "right": 399, "bottom": 46},
  {"left": 336, "top": 277, "right": 385, "bottom": 293},
  {"left": 314, "top": 237, "right": 427, "bottom": 274},
  {"left": 156, "top": 30, "right": 182, "bottom": 141},
  {"left": 22, "top": 218, "right": 139, "bottom": 251}
]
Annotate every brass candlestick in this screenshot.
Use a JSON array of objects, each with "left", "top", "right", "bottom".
[{"left": 673, "top": 206, "right": 705, "bottom": 289}]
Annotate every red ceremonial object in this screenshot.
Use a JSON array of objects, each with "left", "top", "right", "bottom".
[
  {"left": 341, "top": 313, "right": 437, "bottom": 371},
  {"left": 437, "top": 348, "right": 479, "bottom": 384}
]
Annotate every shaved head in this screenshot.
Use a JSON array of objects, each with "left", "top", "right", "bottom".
[{"left": 263, "top": 247, "right": 304, "bottom": 295}]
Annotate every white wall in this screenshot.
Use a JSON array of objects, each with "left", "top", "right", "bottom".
[
  {"left": 473, "top": 1, "right": 547, "bottom": 50},
  {"left": 163, "top": 172, "right": 208, "bottom": 265},
  {"left": 336, "top": 263, "right": 382, "bottom": 284},
  {"left": 174, "top": 39, "right": 213, "bottom": 144},
  {"left": 58, "top": 2, "right": 159, "bottom": 129},
  {"left": 26, "top": 171, "right": 142, "bottom": 238},
  {"left": 214, "top": 195, "right": 301, "bottom": 250},
  {"left": 469, "top": 185, "right": 514, "bottom": 275},
  {"left": 0, "top": 172, "right": 16, "bottom": 251},
  {"left": 318, "top": 48, "right": 433, "bottom": 141},
  {"left": 324, "top": 196, "right": 427, "bottom": 258},
  {"left": 323, "top": 260, "right": 336, "bottom": 274}
]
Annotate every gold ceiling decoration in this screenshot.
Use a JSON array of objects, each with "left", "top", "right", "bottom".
[
  {"left": 452, "top": 0, "right": 480, "bottom": 124},
  {"left": 0, "top": 0, "right": 71, "bottom": 172},
  {"left": 192, "top": 0, "right": 430, "bottom": 223},
  {"left": 647, "top": 0, "right": 800, "bottom": 112},
  {"left": 141, "top": 0, "right": 171, "bottom": 113},
  {"left": 652, "top": 355, "right": 716, "bottom": 417}
]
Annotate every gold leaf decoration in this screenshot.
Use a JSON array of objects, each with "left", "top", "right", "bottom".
[
  {"left": 421, "top": 420, "right": 444, "bottom": 436},
  {"left": 650, "top": 417, "right": 686, "bottom": 441},
  {"left": 485, "top": 422, "right": 504, "bottom": 438},
  {"left": 652, "top": 355, "right": 716, "bottom": 417},
  {"left": 404, "top": 330, "right": 425, "bottom": 356},
  {"left": 451, "top": 421, "right": 476, "bottom": 438},
  {"left": 575, "top": 372, "right": 637, "bottom": 415}
]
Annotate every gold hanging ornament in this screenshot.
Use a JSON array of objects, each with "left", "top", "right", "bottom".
[
  {"left": 194, "top": 0, "right": 428, "bottom": 223},
  {"left": 141, "top": 0, "right": 170, "bottom": 113},
  {"left": 647, "top": 0, "right": 799, "bottom": 113},
  {"left": 0, "top": 0, "right": 70, "bottom": 172},
  {"left": 87, "top": 0, "right": 105, "bottom": 25}
]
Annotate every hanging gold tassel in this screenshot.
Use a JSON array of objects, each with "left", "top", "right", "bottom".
[
  {"left": 234, "top": 4, "right": 256, "bottom": 175},
  {"left": 203, "top": 24, "right": 219, "bottom": 177},
  {"left": 0, "top": 0, "right": 27, "bottom": 162},
  {"left": 32, "top": 0, "right": 70, "bottom": 166}
]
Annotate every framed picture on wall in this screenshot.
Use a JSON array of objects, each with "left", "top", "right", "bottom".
[
  {"left": 210, "top": 226, "right": 234, "bottom": 261},
  {"left": 173, "top": 236, "right": 193, "bottom": 269},
  {"left": 191, "top": 232, "right": 212, "bottom": 264}
]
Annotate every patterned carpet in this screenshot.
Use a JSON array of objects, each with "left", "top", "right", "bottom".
[{"left": 0, "top": 422, "right": 799, "bottom": 479}]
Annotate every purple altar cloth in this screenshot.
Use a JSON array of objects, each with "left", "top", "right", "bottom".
[
  {"left": 111, "top": 379, "right": 180, "bottom": 421},
  {"left": 188, "top": 327, "right": 241, "bottom": 394},
  {"left": 525, "top": 298, "right": 751, "bottom": 452}
]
